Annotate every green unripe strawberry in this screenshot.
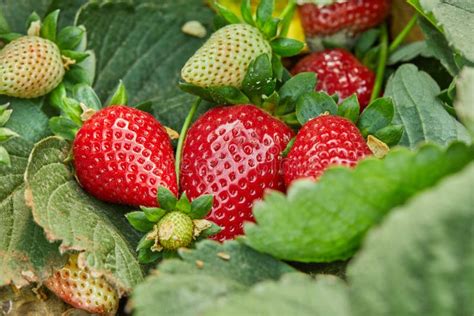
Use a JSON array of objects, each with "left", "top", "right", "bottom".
[
  {"left": 181, "top": 24, "right": 271, "bottom": 89},
  {"left": 156, "top": 211, "right": 194, "bottom": 251},
  {"left": 0, "top": 36, "right": 65, "bottom": 98}
]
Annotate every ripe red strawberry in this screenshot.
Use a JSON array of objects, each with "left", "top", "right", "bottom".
[
  {"left": 45, "top": 254, "right": 119, "bottom": 315},
  {"left": 180, "top": 105, "right": 294, "bottom": 241},
  {"left": 283, "top": 115, "right": 372, "bottom": 186},
  {"left": 73, "top": 105, "right": 178, "bottom": 207},
  {"left": 298, "top": 0, "right": 391, "bottom": 39},
  {"left": 292, "top": 49, "right": 375, "bottom": 109}
]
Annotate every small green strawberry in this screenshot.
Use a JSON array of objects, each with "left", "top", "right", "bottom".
[
  {"left": 180, "top": 0, "right": 304, "bottom": 90},
  {"left": 0, "top": 36, "right": 65, "bottom": 98},
  {"left": 153, "top": 211, "right": 194, "bottom": 251},
  {"left": 126, "top": 187, "right": 221, "bottom": 263},
  {"left": 0, "top": 10, "right": 91, "bottom": 99}
]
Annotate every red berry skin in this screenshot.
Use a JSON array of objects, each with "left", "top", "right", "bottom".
[
  {"left": 292, "top": 49, "right": 375, "bottom": 109},
  {"left": 180, "top": 105, "right": 294, "bottom": 241},
  {"left": 298, "top": 0, "right": 391, "bottom": 38},
  {"left": 283, "top": 115, "right": 372, "bottom": 187},
  {"left": 73, "top": 105, "right": 178, "bottom": 207}
]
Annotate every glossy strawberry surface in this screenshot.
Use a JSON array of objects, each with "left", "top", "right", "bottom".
[
  {"left": 283, "top": 115, "right": 372, "bottom": 186},
  {"left": 180, "top": 105, "right": 294, "bottom": 241},
  {"left": 292, "top": 49, "right": 375, "bottom": 109},
  {"left": 298, "top": 0, "right": 390, "bottom": 37},
  {"left": 73, "top": 105, "right": 177, "bottom": 207}
]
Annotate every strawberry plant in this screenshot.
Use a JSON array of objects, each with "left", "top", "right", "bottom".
[{"left": 0, "top": 0, "right": 473, "bottom": 315}]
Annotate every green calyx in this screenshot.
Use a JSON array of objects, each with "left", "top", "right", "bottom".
[
  {"left": 213, "top": 0, "right": 301, "bottom": 45},
  {"left": 0, "top": 103, "right": 18, "bottom": 166},
  {"left": 48, "top": 80, "right": 143, "bottom": 141},
  {"left": 127, "top": 186, "right": 221, "bottom": 264},
  {"left": 0, "top": 10, "right": 93, "bottom": 96}
]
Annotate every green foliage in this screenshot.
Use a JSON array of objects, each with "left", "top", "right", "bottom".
[
  {"left": 24, "top": 137, "right": 144, "bottom": 293},
  {"left": 244, "top": 142, "right": 474, "bottom": 262},
  {"left": 207, "top": 274, "right": 350, "bottom": 316},
  {"left": 348, "top": 163, "right": 474, "bottom": 315},
  {"left": 385, "top": 64, "right": 470, "bottom": 148},
  {"left": 131, "top": 240, "right": 295, "bottom": 316},
  {"left": 0, "top": 137, "right": 64, "bottom": 287},
  {"left": 197, "top": 164, "right": 474, "bottom": 315},
  {"left": 455, "top": 67, "right": 474, "bottom": 136}
]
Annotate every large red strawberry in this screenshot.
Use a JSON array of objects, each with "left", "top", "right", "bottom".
[
  {"left": 73, "top": 105, "right": 178, "bottom": 207},
  {"left": 45, "top": 254, "right": 119, "bottom": 315},
  {"left": 298, "top": 0, "right": 390, "bottom": 49},
  {"left": 292, "top": 49, "right": 375, "bottom": 109},
  {"left": 283, "top": 114, "right": 372, "bottom": 186},
  {"left": 180, "top": 105, "right": 294, "bottom": 241}
]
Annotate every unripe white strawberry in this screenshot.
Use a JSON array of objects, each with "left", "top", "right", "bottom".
[
  {"left": 181, "top": 24, "right": 271, "bottom": 88},
  {"left": 45, "top": 254, "right": 119, "bottom": 315},
  {"left": 0, "top": 36, "right": 65, "bottom": 98}
]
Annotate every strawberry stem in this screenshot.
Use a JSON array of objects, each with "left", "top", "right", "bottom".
[
  {"left": 370, "top": 24, "right": 388, "bottom": 103},
  {"left": 389, "top": 14, "right": 418, "bottom": 54},
  {"left": 175, "top": 97, "right": 201, "bottom": 189}
]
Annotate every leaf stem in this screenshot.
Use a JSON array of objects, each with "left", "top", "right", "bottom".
[
  {"left": 370, "top": 24, "right": 388, "bottom": 103},
  {"left": 388, "top": 14, "right": 418, "bottom": 54},
  {"left": 175, "top": 97, "right": 201, "bottom": 189}
]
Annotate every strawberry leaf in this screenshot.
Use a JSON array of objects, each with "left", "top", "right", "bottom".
[
  {"left": 240, "top": 0, "right": 255, "bottom": 26},
  {"left": 245, "top": 142, "right": 474, "bottom": 262},
  {"left": 276, "top": 72, "right": 317, "bottom": 115},
  {"left": 175, "top": 192, "right": 191, "bottom": 214},
  {"left": 140, "top": 206, "right": 167, "bottom": 223},
  {"left": 270, "top": 38, "right": 304, "bottom": 57},
  {"left": 337, "top": 95, "right": 360, "bottom": 123},
  {"left": 416, "top": 0, "right": 474, "bottom": 64},
  {"left": 206, "top": 274, "right": 350, "bottom": 316},
  {"left": 295, "top": 92, "right": 338, "bottom": 125},
  {"left": 56, "top": 25, "right": 85, "bottom": 50},
  {"left": 357, "top": 97, "right": 394, "bottom": 138},
  {"left": 373, "top": 125, "right": 404, "bottom": 147},
  {"left": 214, "top": 1, "right": 241, "bottom": 24},
  {"left": 348, "top": 163, "right": 474, "bottom": 315},
  {"left": 157, "top": 186, "right": 178, "bottom": 212},
  {"left": 0, "top": 0, "right": 84, "bottom": 33},
  {"left": 72, "top": 83, "right": 102, "bottom": 110},
  {"left": 190, "top": 194, "right": 213, "bottom": 219},
  {"left": 107, "top": 80, "right": 128, "bottom": 106},
  {"left": 384, "top": 64, "right": 471, "bottom": 148},
  {"left": 40, "top": 9, "right": 59, "bottom": 42},
  {"left": 0, "top": 138, "right": 65, "bottom": 287},
  {"left": 131, "top": 240, "right": 295, "bottom": 316},
  {"left": 48, "top": 117, "right": 79, "bottom": 141},
  {"left": 126, "top": 211, "right": 155, "bottom": 233},
  {"left": 455, "top": 67, "right": 474, "bottom": 136},
  {"left": 24, "top": 137, "right": 145, "bottom": 293},
  {"left": 256, "top": 0, "right": 274, "bottom": 30},
  {"left": 242, "top": 54, "right": 275, "bottom": 105}
]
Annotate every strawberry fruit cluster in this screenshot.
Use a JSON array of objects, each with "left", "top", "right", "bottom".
[{"left": 0, "top": 0, "right": 405, "bottom": 314}]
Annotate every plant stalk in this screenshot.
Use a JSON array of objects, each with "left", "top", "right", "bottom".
[
  {"left": 370, "top": 24, "right": 388, "bottom": 103},
  {"left": 388, "top": 14, "right": 418, "bottom": 54},
  {"left": 175, "top": 97, "right": 201, "bottom": 189}
]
